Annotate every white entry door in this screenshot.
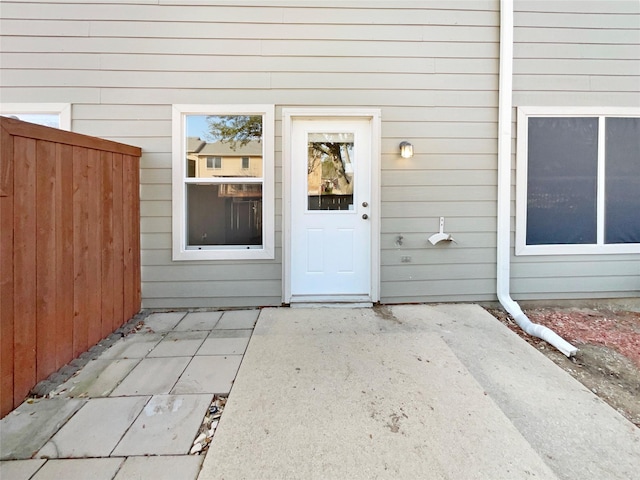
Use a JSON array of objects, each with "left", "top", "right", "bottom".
[{"left": 289, "top": 117, "right": 373, "bottom": 302}]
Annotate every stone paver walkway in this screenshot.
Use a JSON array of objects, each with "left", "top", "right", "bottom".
[{"left": 0, "top": 310, "right": 258, "bottom": 480}]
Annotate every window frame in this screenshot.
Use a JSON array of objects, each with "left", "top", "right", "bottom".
[
  {"left": 516, "top": 106, "right": 640, "bottom": 256},
  {"left": 171, "top": 104, "right": 275, "bottom": 260},
  {"left": 0, "top": 103, "right": 71, "bottom": 130}
]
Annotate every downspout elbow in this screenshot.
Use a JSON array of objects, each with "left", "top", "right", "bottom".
[{"left": 497, "top": 292, "right": 578, "bottom": 358}]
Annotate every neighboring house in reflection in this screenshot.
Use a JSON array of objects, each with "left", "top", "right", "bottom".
[
  {"left": 185, "top": 138, "right": 263, "bottom": 247},
  {"left": 187, "top": 138, "right": 263, "bottom": 178}
]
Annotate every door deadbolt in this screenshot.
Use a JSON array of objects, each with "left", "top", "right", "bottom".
[
  {"left": 362, "top": 202, "right": 368, "bottom": 207},
  {"left": 362, "top": 214, "right": 369, "bottom": 219}
]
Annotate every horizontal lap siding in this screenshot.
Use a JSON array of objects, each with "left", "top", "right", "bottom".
[
  {"left": 512, "top": 1, "right": 640, "bottom": 300},
  {"left": 1, "top": 1, "right": 500, "bottom": 307}
]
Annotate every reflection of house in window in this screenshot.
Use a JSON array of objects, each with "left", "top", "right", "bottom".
[
  {"left": 186, "top": 138, "right": 263, "bottom": 178},
  {"left": 185, "top": 138, "right": 264, "bottom": 246}
]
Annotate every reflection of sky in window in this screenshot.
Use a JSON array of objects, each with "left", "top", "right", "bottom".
[
  {"left": 2, "top": 113, "right": 59, "bottom": 128},
  {"left": 186, "top": 115, "right": 211, "bottom": 140}
]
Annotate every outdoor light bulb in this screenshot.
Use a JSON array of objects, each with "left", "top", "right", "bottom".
[{"left": 399, "top": 141, "right": 413, "bottom": 159}]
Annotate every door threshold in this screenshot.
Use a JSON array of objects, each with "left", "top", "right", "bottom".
[
  {"left": 289, "top": 294, "right": 373, "bottom": 308},
  {"left": 290, "top": 302, "right": 373, "bottom": 309}
]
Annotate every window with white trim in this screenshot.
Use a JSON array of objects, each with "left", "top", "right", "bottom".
[
  {"left": 516, "top": 107, "right": 640, "bottom": 255},
  {"left": 0, "top": 103, "right": 71, "bottom": 130},
  {"left": 172, "top": 105, "right": 274, "bottom": 260}
]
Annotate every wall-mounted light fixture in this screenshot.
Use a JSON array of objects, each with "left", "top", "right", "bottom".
[{"left": 399, "top": 141, "right": 414, "bottom": 159}]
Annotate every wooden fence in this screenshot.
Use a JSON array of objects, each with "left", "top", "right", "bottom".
[{"left": 0, "top": 117, "right": 142, "bottom": 417}]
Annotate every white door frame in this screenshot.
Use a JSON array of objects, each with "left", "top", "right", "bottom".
[{"left": 282, "top": 108, "right": 381, "bottom": 304}]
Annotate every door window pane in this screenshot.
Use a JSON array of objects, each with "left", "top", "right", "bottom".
[
  {"left": 526, "top": 117, "right": 598, "bottom": 245},
  {"left": 605, "top": 117, "right": 640, "bottom": 243},
  {"left": 307, "top": 132, "right": 354, "bottom": 211}
]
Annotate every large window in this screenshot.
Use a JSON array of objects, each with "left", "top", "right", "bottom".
[
  {"left": 0, "top": 103, "right": 71, "bottom": 130},
  {"left": 516, "top": 107, "right": 640, "bottom": 255},
  {"left": 172, "top": 105, "right": 274, "bottom": 260}
]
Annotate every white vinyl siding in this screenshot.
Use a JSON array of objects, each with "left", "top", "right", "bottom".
[
  {"left": 0, "top": 0, "right": 499, "bottom": 307},
  {"left": 512, "top": 0, "right": 640, "bottom": 300},
  {"left": 2, "top": 0, "right": 636, "bottom": 307}
]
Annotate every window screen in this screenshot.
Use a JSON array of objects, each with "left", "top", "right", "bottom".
[
  {"left": 605, "top": 117, "right": 640, "bottom": 244},
  {"left": 526, "top": 117, "right": 599, "bottom": 245}
]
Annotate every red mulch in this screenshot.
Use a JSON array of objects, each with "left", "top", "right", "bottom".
[{"left": 523, "top": 308, "right": 640, "bottom": 368}]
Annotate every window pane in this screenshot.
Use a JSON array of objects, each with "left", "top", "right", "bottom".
[
  {"left": 187, "top": 184, "right": 262, "bottom": 246},
  {"left": 186, "top": 115, "right": 263, "bottom": 178},
  {"left": 1, "top": 113, "right": 60, "bottom": 128},
  {"left": 307, "top": 132, "right": 354, "bottom": 211},
  {"left": 527, "top": 117, "right": 598, "bottom": 245},
  {"left": 605, "top": 117, "right": 640, "bottom": 244}
]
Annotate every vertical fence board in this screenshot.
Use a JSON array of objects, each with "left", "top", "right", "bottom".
[
  {"left": 72, "top": 146, "right": 89, "bottom": 358},
  {"left": 101, "top": 151, "right": 114, "bottom": 339},
  {"left": 0, "top": 118, "right": 141, "bottom": 417},
  {"left": 112, "top": 154, "right": 125, "bottom": 329},
  {"left": 132, "top": 156, "right": 141, "bottom": 312},
  {"left": 0, "top": 127, "right": 15, "bottom": 416},
  {"left": 36, "top": 140, "right": 57, "bottom": 381},
  {"left": 87, "top": 149, "right": 102, "bottom": 347},
  {"left": 13, "top": 137, "right": 37, "bottom": 405},
  {"left": 122, "top": 157, "right": 133, "bottom": 321},
  {"left": 56, "top": 143, "right": 74, "bottom": 369}
]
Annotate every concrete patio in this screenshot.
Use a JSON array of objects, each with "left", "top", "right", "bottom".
[{"left": 1, "top": 305, "right": 639, "bottom": 479}]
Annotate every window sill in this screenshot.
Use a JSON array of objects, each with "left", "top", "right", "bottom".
[{"left": 516, "top": 244, "right": 640, "bottom": 256}]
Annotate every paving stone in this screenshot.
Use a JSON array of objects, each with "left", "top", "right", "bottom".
[
  {"left": 215, "top": 310, "right": 259, "bottom": 329},
  {"left": 53, "top": 358, "right": 140, "bottom": 398},
  {"left": 0, "top": 398, "right": 85, "bottom": 460},
  {"left": 100, "top": 333, "right": 164, "bottom": 360},
  {"left": 197, "top": 332, "right": 251, "bottom": 356},
  {"left": 114, "top": 454, "right": 203, "bottom": 480},
  {"left": 174, "top": 311, "right": 223, "bottom": 331},
  {"left": 110, "top": 357, "right": 191, "bottom": 396},
  {"left": 172, "top": 355, "right": 243, "bottom": 395},
  {"left": 143, "top": 312, "right": 187, "bottom": 332},
  {"left": 0, "top": 459, "right": 46, "bottom": 480},
  {"left": 205, "top": 329, "right": 253, "bottom": 339},
  {"left": 112, "top": 394, "right": 212, "bottom": 456},
  {"left": 31, "top": 458, "right": 123, "bottom": 480},
  {"left": 147, "top": 331, "right": 208, "bottom": 357},
  {"left": 37, "top": 397, "right": 148, "bottom": 458}
]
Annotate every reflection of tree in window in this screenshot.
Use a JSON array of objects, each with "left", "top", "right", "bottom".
[
  {"left": 306, "top": 133, "right": 354, "bottom": 211},
  {"left": 206, "top": 115, "right": 262, "bottom": 148},
  {"left": 309, "top": 141, "right": 353, "bottom": 194}
]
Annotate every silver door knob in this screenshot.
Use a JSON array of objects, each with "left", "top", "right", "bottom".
[
  {"left": 362, "top": 214, "right": 368, "bottom": 219},
  {"left": 362, "top": 202, "right": 368, "bottom": 207}
]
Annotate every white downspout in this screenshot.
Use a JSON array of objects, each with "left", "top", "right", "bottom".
[{"left": 497, "top": 0, "right": 577, "bottom": 357}]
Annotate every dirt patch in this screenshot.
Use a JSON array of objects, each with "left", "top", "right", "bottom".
[{"left": 486, "top": 307, "right": 640, "bottom": 428}]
